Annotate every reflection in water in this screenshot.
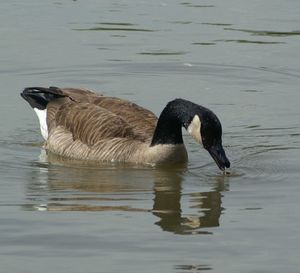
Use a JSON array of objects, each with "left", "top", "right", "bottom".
[
  {"left": 25, "top": 151, "right": 227, "bottom": 235},
  {"left": 153, "top": 172, "right": 226, "bottom": 234}
]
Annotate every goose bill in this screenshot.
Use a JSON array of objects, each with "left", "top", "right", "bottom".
[{"left": 207, "top": 143, "right": 230, "bottom": 171}]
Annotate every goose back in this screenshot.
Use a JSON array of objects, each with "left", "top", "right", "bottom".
[{"left": 44, "top": 88, "right": 163, "bottom": 163}]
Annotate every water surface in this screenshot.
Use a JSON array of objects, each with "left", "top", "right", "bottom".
[{"left": 1, "top": 1, "right": 300, "bottom": 273}]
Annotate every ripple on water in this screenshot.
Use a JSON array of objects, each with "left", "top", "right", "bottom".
[
  {"left": 214, "top": 39, "right": 285, "bottom": 45},
  {"left": 175, "top": 264, "right": 212, "bottom": 272},
  {"left": 138, "top": 50, "right": 186, "bottom": 56},
  {"left": 72, "top": 21, "right": 155, "bottom": 32},
  {"left": 201, "top": 22, "right": 233, "bottom": 26},
  {"left": 227, "top": 125, "right": 300, "bottom": 183},
  {"left": 192, "top": 42, "right": 216, "bottom": 46},
  {"left": 224, "top": 27, "right": 300, "bottom": 37},
  {"left": 180, "top": 2, "right": 215, "bottom": 8}
]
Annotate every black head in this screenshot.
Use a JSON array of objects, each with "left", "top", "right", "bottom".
[
  {"left": 199, "top": 109, "right": 230, "bottom": 171},
  {"left": 186, "top": 105, "right": 230, "bottom": 171},
  {"left": 151, "top": 98, "right": 230, "bottom": 171}
]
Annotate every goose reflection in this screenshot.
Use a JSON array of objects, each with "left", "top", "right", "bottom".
[
  {"left": 25, "top": 151, "right": 227, "bottom": 234},
  {"left": 152, "top": 171, "right": 227, "bottom": 234}
]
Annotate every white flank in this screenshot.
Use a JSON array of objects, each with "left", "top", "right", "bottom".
[
  {"left": 33, "top": 108, "right": 48, "bottom": 140},
  {"left": 187, "top": 114, "right": 202, "bottom": 143}
]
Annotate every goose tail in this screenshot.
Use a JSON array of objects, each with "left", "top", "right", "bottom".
[
  {"left": 21, "top": 86, "right": 66, "bottom": 110},
  {"left": 21, "top": 86, "right": 66, "bottom": 140}
]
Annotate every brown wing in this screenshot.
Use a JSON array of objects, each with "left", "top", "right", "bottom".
[
  {"left": 91, "top": 96, "right": 158, "bottom": 140},
  {"left": 46, "top": 88, "right": 158, "bottom": 146},
  {"left": 59, "top": 102, "right": 150, "bottom": 146},
  {"left": 60, "top": 88, "right": 158, "bottom": 136},
  {"left": 60, "top": 87, "right": 100, "bottom": 103}
]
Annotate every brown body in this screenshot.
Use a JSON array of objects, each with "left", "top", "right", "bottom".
[{"left": 43, "top": 88, "right": 188, "bottom": 164}]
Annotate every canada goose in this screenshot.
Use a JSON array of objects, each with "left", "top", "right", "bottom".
[{"left": 21, "top": 86, "right": 230, "bottom": 171}]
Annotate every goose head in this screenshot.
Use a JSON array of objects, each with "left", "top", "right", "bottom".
[
  {"left": 151, "top": 98, "right": 230, "bottom": 171},
  {"left": 185, "top": 107, "right": 230, "bottom": 171}
]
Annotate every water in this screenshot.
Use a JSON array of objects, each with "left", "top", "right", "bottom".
[{"left": 1, "top": 0, "right": 300, "bottom": 272}]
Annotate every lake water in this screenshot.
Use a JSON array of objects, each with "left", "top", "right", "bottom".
[{"left": 1, "top": 0, "right": 300, "bottom": 272}]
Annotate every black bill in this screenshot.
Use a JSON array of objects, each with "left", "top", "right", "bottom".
[{"left": 207, "top": 143, "right": 230, "bottom": 171}]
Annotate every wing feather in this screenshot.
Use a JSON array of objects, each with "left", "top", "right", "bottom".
[
  {"left": 45, "top": 88, "right": 158, "bottom": 144},
  {"left": 42, "top": 87, "right": 158, "bottom": 158},
  {"left": 51, "top": 102, "right": 145, "bottom": 146},
  {"left": 91, "top": 96, "right": 158, "bottom": 139}
]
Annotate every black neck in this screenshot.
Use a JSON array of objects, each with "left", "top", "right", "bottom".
[{"left": 151, "top": 99, "right": 198, "bottom": 146}]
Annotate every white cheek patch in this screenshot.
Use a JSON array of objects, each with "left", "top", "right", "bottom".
[
  {"left": 33, "top": 108, "right": 48, "bottom": 140},
  {"left": 187, "top": 114, "right": 202, "bottom": 143}
]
